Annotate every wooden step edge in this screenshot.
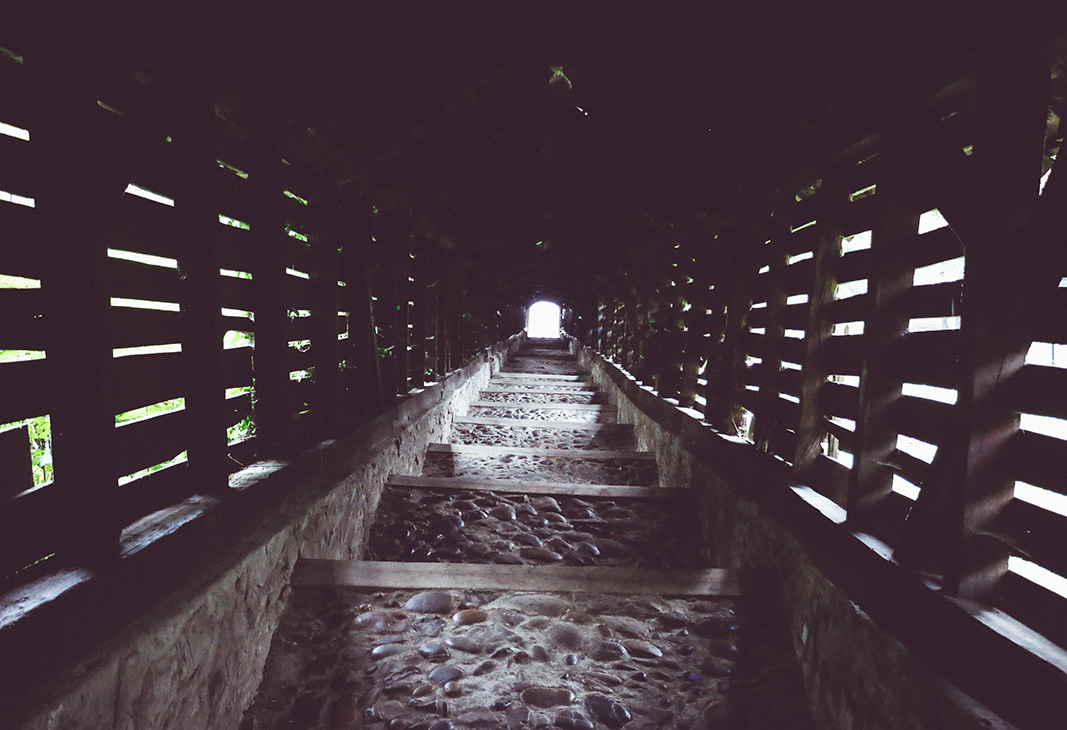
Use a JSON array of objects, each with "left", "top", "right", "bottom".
[
  {"left": 469, "top": 401, "right": 610, "bottom": 411},
  {"left": 427, "top": 442, "right": 656, "bottom": 460},
  {"left": 494, "top": 372, "right": 590, "bottom": 381},
  {"left": 388, "top": 474, "right": 674, "bottom": 498},
  {"left": 455, "top": 416, "right": 632, "bottom": 431},
  {"left": 482, "top": 386, "right": 600, "bottom": 395},
  {"left": 293, "top": 560, "right": 742, "bottom": 597}
]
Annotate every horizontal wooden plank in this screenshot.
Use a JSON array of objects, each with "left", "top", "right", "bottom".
[
  {"left": 900, "top": 227, "right": 963, "bottom": 270},
  {"left": 0, "top": 360, "right": 51, "bottom": 425},
  {"left": 780, "top": 302, "right": 811, "bottom": 330},
  {"left": 1010, "top": 365, "right": 1067, "bottom": 421},
  {"left": 895, "top": 281, "right": 962, "bottom": 320},
  {"left": 219, "top": 274, "right": 255, "bottom": 312},
  {"left": 110, "top": 307, "right": 184, "bottom": 349},
  {"left": 782, "top": 223, "right": 819, "bottom": 258},
  {"left": 778, "top": 335, "right": 807, "bottom": 364},
  {"left": 777, "top": 257, "right": 816, "bottom": 295},
  {"left": 821, "top": 382, "right": 860, "bottom": 421},
  {"left": 455, "top": 416, "right": 629, "bottom": 431},
  {"left": 1010, "top": 430, "right": 1067, "bottom": 497},
  {"left": 426, "top": 442, "right": 654, "bottom": 460},
  {"left": 777, "top": 367, "right": 804, "bottom": 396},
  {"left": 108, "top": 257, "right": 183, "bottom": 304},
  {"left": 212, "top": 163, "right": 253, "bottom": 222},
  {"left": 892, "top": 448, "right": 932, "bottom": 488},
  {"left": 286, "top": 315, "right": 315, "bottom": 342},
  {"left": 992, "top": 499, "right": 1067, "bottom": 581},
  {"left": 293, "top": 559, "right": 742, "bottom": 597},
  {"left": 389, "top": 474, "right": 675, "bottom": 498},
  {"left": 840, "top": 192, "right": 879, "bottom": 236},
  {"left": 890, "top": 396, "right": 954, "bottom": 449},
  {"left": 746, "top": 306, "right": 769, "bottom": 328},
  {"left": 216, "top": 221, "right": 256, "bottom": 271},
  {"left": 0, "top": 288, "right": 46, "bottom": 350},
  {"left": 888, "top": 331, "right": 960, "bottom": 388},
  {"left": 834, "top": 247, "right": 874, "bottom": 284},
  {"left": 481, "top": 386, "right": 598, "bottom": 396},
  {"left": 1026, "top": 288, "right": 1067, "bottom": 345},
  {"left": 0, "top": 133, "right": 35, "bottom": 196},
  {"left": 823, "top": 293, "right": 870, "bottom": 325},
  {"left": 106, "top": 193, "right": 182, "bottom": 259},
  {"left": 0, "top": 203, "right": 40, "bottom": 275},
  {"left": 768, "top": 424, "right": 798, "bottom": 460},
  {"left": 109, "top": 352, "right": 185, "bottom": 415},
  {"left": 222, "top": 346, "right": 253, "bottom": 388},
  {"left": 468, "top": 401, "right": 609, "bottom": 412},
  {"left": 492, "top": 373, "right": 592, "bottom": 383},
  {"left": 285, "top": 345, "right": 315, "bottom": 372},
  {"left": 113, "top": 409, "right": 189, "bottom": 476}
]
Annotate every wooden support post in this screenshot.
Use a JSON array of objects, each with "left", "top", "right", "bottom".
[
  {"left": 339, "top": 195, "right": 385, "bottom": 420},
  {"left": 409, "top": 237, "right": 427, "bottom": 389},
  {"left": 178, "top": 100, "right": 228, "bottom": 490},
  {"left": 34, "top": 44, "right": 119, "bottom": 562},
  {"left": 942, "top": 53, "right": 1049, "bottom": 598},
  {"left": 310, "top": 181, "right": 341, "bottom": 438},
  {"left": 794, "top": 181, "right": 844, "bottom": 492},
  {"left": 752, "top": 211, "right": 789, "bottom": 453},
  {"left": 847, "top": 166, "right": 915, "bottom": 534},
  {"left": 248, "top": 132, "right": 291, "bottom": 457}
]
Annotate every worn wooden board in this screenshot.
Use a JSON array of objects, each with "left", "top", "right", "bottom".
[
  {"left": 469, "top": 401, "right": 609, "bottom": 411},
  {"left": 426, "top": 442, "right": 654, "bottom": 460},
  {"left": 293, "top": 559, "right": 742, "bottom": 596},
  {"left": 389, "top": 474, "right": 677, "bottom": 498},
  {"left": 481, "top": 386, "right": 598, "bottom": 395},
  {"left": 0, "top": 425, "right": 33, "bottom": 499},
  {"left": 455, "top": 416, "right": 631, "bottom": 431},
  {"left": 493, "top": 373, "right": 591, "bottom": 383}
]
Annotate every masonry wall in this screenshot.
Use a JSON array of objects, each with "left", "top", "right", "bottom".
[
  {"left": 13, "top": 336, "right": 520, "bottom": 730},
  {"left": 570, "top": 337, "right": 1018, "bottom": 730}
]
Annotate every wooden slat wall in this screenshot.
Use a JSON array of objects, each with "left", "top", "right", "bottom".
[
  {"left": 582, "top": 54, "right": 1067, "bottom": 654},
  {"left": 0, "top": 56, "right": 501, "bottom": 584}
]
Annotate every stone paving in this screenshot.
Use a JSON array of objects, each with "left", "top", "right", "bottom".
[{"left": 240, "top": 338, "right": 815, "bottom": 730}]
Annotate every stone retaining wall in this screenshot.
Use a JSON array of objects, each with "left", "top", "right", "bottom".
[
  {"left": 569, "top": 339, "right": 1017, "bottom": 730},
  {"left": 16, "top": 336, "right": 521, "bottom": 730}
]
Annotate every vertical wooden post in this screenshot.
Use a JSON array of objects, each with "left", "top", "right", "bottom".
[
  {"left": 943, "top": 52, "right": 1048, "bottom": 598},
  {"left": 34, "top": 39, "right": 119, "bottom": 563},
  {"left": 710, "top": 246, "right": 756, "bottom": 434},
  {"left": 310, "top": 180, "right": 340, "bottom": 437},
  {"left": 178, "top": 99, "right": 228, "bottom": 490},
  {"left": 409, "top": 236, "right": 427, "bottom": 389},
  {"left": 847, "top": 166, "right": 915, "bottom": 531},
  {"left": 752, "top": 209, "right": 789, "bottom": 452},
  {"left": 794, "top": 179, "right": 844, "bottom": 485},
  {"left": 248, "top": 131, "right": 290, "bottom": 457}
]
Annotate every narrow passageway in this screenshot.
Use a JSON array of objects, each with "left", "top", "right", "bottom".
[{"left": 240, "top": 338, "right": 813, "bottom": 730}]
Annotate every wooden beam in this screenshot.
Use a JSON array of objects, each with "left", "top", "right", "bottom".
[{"left": 293, "top": 559, "right": 742, "bottom": 597}]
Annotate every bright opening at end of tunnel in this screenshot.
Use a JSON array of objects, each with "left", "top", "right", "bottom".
[{"left": 526, "top": 301, "right": 561, "bottom": 338}]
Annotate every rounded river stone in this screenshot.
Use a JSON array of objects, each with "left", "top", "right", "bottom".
[
  {"left": 589, "top": 640, "right": 628, "bottom": 661},
  {"left": 554, "top": 709, "right": 594, "bottom": 730},
  {"left": 453, "top": 608, "right": 489, "bottom": 625},
  {"left": 404, "top": 591, "right": 455, "bottom": 614},
  {"left": 428, "top": 665, "right": 464, "bottom": 685},
  {"left": 584, "top": 694, "right": 632, "bottom": 728},
  {"left": 521, "top": 687, "right": 576, "bottom": 708}
]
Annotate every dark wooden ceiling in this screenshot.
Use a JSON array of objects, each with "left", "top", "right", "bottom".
[{"left": 11, "top": 3, "right": 1066, "bottom": 302}]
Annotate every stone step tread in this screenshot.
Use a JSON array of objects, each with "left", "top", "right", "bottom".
[
  {"left": 388, "top": 474, "right": 676, "bottom": 498},
  {"left": 469, "top": 401, "right": 611, "bottom": 411},
  {"left": 455, "top": 416, "right": 632, "bottom": 431},
  {"left": 293, "top": 559, "right": 742, "bottom": 596},
  {"left": 427, "top": 442, "right": 654, "bottom": 460}
]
